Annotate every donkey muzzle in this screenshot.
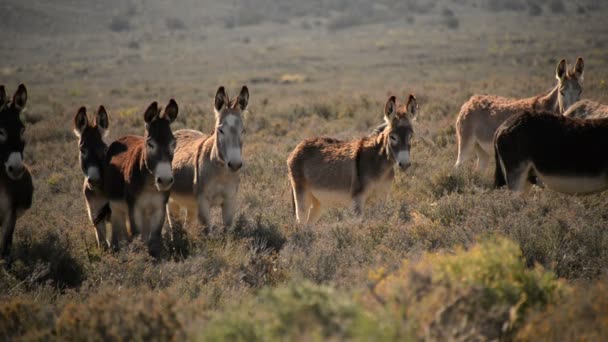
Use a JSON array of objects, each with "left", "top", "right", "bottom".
[
  {"left": 154, "top": 162, "right": 174, "bottom": 191},
  {"left": 395, "top": 150, "right": 411, "bottom": 171},
  {"left": 228, "top": 160, "right": 243, "bottom": 172},
  {"left": 5, "top": 152, "right": 25, "bottom": 180}
]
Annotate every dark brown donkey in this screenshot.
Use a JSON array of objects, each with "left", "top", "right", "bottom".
[
  {"left": 0, "top": 84, "right": 33, "bottom": 260},
  {"left": 73, "top": 106, "right": 111, "bottom": 249},
  {"left": 495, "top": 111, "right": 608, "bottom": 195},
  {"left": 104, "top": 100, "right": 178, "bottom": 256}
]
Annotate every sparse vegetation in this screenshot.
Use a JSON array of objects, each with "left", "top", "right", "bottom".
[{"left": 2, "top": 0, "right": 608, "bottom": 340}]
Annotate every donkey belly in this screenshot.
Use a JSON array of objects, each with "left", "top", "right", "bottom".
[
  {"left": 539, "top": 172, "right": 608, "bottom": 195},
  {"left": 310, "top": 188, "right": 352, "bottom": 207},
  {"left": 169, "top": 192, "right": 198, "bottom": 211}
]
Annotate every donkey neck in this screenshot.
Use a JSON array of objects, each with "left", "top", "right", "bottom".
[
  {"left": 205, "top": 133, "right": 225, "bottom": 167},
  {"left": 358, "top": 130, "right": 394, "bottom": 172},
  {"left": 533, "top": 84, "right": 560, "bottom": 114}
]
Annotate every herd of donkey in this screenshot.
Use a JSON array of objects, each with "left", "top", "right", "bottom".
[{"left": 1, "top": 56, "right": 607, "bottom": 259}]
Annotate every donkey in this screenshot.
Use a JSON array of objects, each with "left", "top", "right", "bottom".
[
  {"left": 0, "top": 84, "right": 33, "bottom": 259},
  {"left": 168, "top": 86, "right": 248, "bottom": 234},
  {"left": 455, "top": 57, "right": 584, "bottom": 171},
  {"left": 495, "top": 110, "right": 608, "bottom": 195},
  {"left": 287, "top": 94, "right": 417, "bottom": 225},
  {"left": 73, "top": 106, "right": 111, "bottom": 249},
  {"left": 104, "top": 100, "right": 178, "bottom": 257},
  {"left": 563, "top": 99, "right": 608, "bottom": 119}
]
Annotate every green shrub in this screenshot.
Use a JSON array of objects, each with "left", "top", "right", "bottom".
[
  {"left": 367, "top": 238, "right": 565, "bottom": 340},
  {"left": 199, "top": 281, "right": 391, "bottom": 341}
]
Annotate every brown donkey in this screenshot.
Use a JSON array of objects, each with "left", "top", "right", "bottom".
[
  {"left": 73, "top": 106, "right": 111, "bottom": 249},
  {"left": 455, "top": 57, "right": 584, "bottom": 171},
  {"left": 287, "top": 94, "right": 418, "bottom": 225},
  {"left": 495, "top": 111, "right": 608, "bottom": 195},
  {"left": 563, "top": 99, "right": 608, "bottom": 119},
  {"left": 104, "top": 100, "right": 178, "bottom": 256},
  {"left": 168, "top": 86, "right": 248, "bottom": 233},
  {"left": 0, "top": 84, "right": 33, "bottom": 260}
]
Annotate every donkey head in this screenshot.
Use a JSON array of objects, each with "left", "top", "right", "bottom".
[
  {"left": 143, "top": 100, "right": 178, "bottom": 191},
  {"left": 74, "top": 106, "right": 109, "bottom": 190},
  {"left": 556, "top": 57, "right": 584, "bottom": 113},
  {"left": 383, "top": 94, "right": 418, "bottom": 171},
  {"left": 0, "top": 84, "right": 27, "bottom": 180},
  {"left": 213, "top": 85, "right": 248, "bottom": 172}
]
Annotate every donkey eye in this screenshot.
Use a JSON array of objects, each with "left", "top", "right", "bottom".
[
  {"left": 147, "top": 141, "right": 155, "bottom": 149},
  {"left": 218, "top": 128, "right": 224, "bottom": 135}
]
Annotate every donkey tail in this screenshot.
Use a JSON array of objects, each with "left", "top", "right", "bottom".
[{"left": 494, "top": 143, "right": 506, "bottom": 188}]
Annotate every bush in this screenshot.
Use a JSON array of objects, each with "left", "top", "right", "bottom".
[
  {"left": 518, "top": 276, "right": 608, "bottom": 341},
  {"left": 0, "top": 298, "right": 54, "bottom": 340},
  {"left": 56, "top": 290, "right": 185, "bottom": 340},
  {"left": 366, "top": 238, "right": 565, "bottom": 340},
  {"left": 199, "top": 281, "right": 391, "bottom": 340}
]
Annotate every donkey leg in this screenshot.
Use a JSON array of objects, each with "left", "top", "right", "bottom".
[
  {"left": 506, "top": 163, "right": 533, "bottom": 194},
  {"left": 94, "top": 220, "right": 110, "bottom": 250},
  {"left": 197, "top": 195, "right": 212, "bottom": 235},
  {"left": 475, "top": 143, "right": 491, "bottom": 171},
  {"left": 353, "top": 194, "right": 366, "bottom": 217},
  {"left": 166, "top": 201, "right": 182, "bottom": 242},
  {"left": 85, "top": 195, "right": 110, "bottom": 250},
  {"left": 110, "top": 207, "right": 128, "bottom": 251},
  {"left": 308, "top": 196, "right": 323, "bottom": 224},
  {"left": 454, "top": 124, "right": 476, "bottom": 168},
  {"left": 147, "top": 205, "right": 167, "bottom": 258},
  {"left": 0, "top": 210, "right": 16, "bottom": 261},
  {"left": 221, "top": 196, "right": 237, "bottom": 233},
  {"left": 294, "top": 187, "right": 312, "bottom": 225}
]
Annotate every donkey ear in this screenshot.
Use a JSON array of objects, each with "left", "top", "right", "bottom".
[
  {"left": 12, "top": 84, "right": 27, "bottom": 111},
  {"left": 573, "top": 57, "right": 584, "bottom": 80},
  {"left": 556, "top": 59, "right": 567, "bottom": 82},
  {"left": 0, "top": 86, "right": 7, "bottom": 107},
  {"left": 95, "top": 105, "right": 109, "bottom": 136},
  {"left": 163, "top": 99, "right": 179, "bottom": 123},
  {"left": 214, "top": 86, "right": 228, "bottom": 112},
  {"left": 143, "top": 101, "right": 159, "bottom": 124},
  {"left": 384, "top": 96, "right": 397, "bottom": 124},
  {"left": 234, "top": 85, "right": 249, "bottom": 111},
  {"left": 406, "top": 94, "right": 418, "bottom": 119},
  {"left": 74, "top": 106, "right": 88, "bottom": 138}
]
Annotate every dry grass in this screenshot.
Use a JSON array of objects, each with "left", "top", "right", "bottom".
[{"left": 1, "top": 0, "right": 608, "bottom": 340}]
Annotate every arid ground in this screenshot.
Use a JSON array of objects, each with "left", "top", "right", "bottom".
[{"left": 1, "top": 0, "right": 608, "bottom": 340}]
